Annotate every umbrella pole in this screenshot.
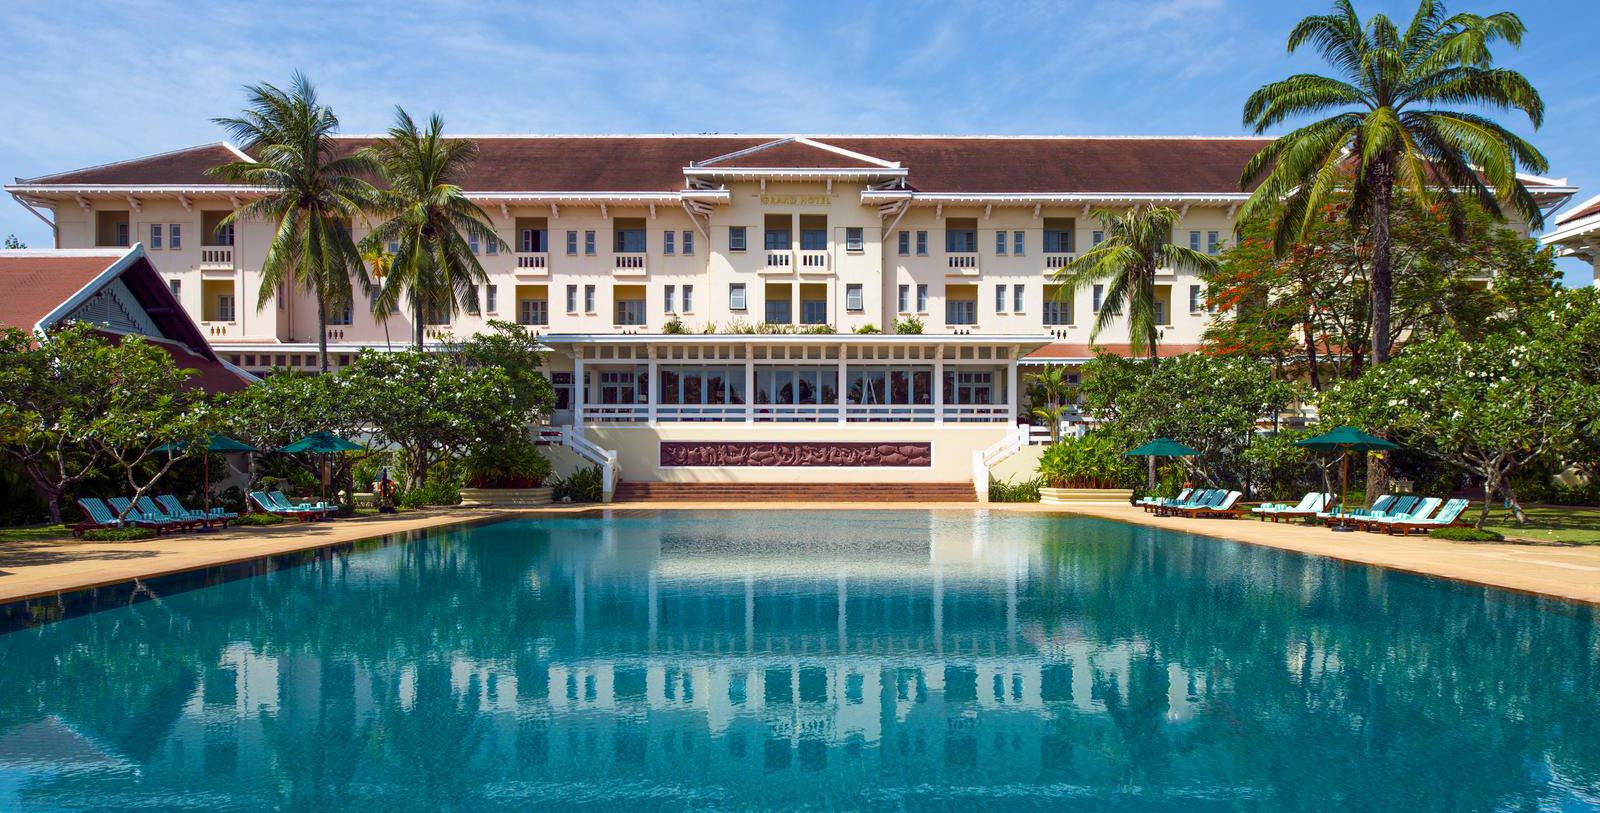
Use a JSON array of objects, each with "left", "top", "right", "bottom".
[
  {"left": 1148, "top": 456, "right": 1156, "bottom": 491},
  {"left": 204, "top": 453, "right": 210, "bottom": 514},
  {"left": 1334, "top": 449, "right": 1352, "bottom": 532}
]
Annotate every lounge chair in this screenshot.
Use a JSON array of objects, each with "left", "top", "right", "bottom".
[
  {"left": 1354, "top": 497, "right": 1439, "bottom": 532},
  {"left": 1372, "top": 498, "right": 1469, "bottom": 535},
  {"left": 250, "top": 491, "right": 323, "bottom": 521},
  {"left": 158, "top": 494, "right": 236, "bottom": 529},
  {"left": 1139, "top": 488, "right": 1192, "bottom": 512},
  {"left": 106, "top": 497, "right": 184, "bottom": 534},
  {"left": 1253, "top": 492, "right": 1332, "bottom": 523},
  {"left": 71, "top": 497, "right": 126, "bottom": 537},
  {"left": 135, "top": 495, "right": 207, "bottom": 532},
  {"left": 1154, "top": 489, "right": 1215, "bottom": 516},
  {"left": 1174, "top": 490, "right": 1243, "bottom": 518},
  {"left": 1319, "top": 494, "right": 1403, "bottom": 526},
  {"left": 270, "top": 490, "right": 334, "bottom": 515}
]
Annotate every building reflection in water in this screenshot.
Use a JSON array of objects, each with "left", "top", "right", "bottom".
[{"left": 0, "top": 509, "right": 1593, "bottom": 810}]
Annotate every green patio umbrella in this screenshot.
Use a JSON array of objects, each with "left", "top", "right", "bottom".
[
  {"left": 1295, "top": 426, "right": 1399, "bottom": 531},
  {"left": 1124, "top": 437, "right": 1200, "bottom": 490},
  {"left": 279, "top": 432, "right": 364, "bottom": 507},
  {"left": 155, "top": 433, "right": 259, "bottom": 513}
]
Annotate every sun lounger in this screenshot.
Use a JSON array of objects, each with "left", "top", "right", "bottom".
[
  {"left": 251, "top": 491, "right": 328, "bottom": 520},
  {"left": 1319, "top": 494, "right": 1402, "bottom": 526},
  {"left": 270, "top": 490, "right": 334, "bottom": 515},
  {"left": 1139, "top": 488, "right": 1193, "bottom": 512},
  {"left": 71, "top": 497, "right": 127, "bottom": 537},
  {"left": 1350, "top": 496, "right": 1430, "bottom": 531},
  {"left": 158, "top": 494, "right": 236, "bottom": 529},
  {"left": 135, "top": 495, "right": 206, "bottom": 531},
  {"left": 106, "top": 497, "right": 184, "bottom": 534},
  {"left": 1173, "top": 490, "right": 1243, "bottom": 518},
  {"left": 1372, "top": 498, "right": 1470, "bottom": 535},
  {"left": 1154, "top": 489, "right": 1216, "bottom": 516},
  {"left": 1253, "top": 492, "right": 1332, "bottom": 523}
]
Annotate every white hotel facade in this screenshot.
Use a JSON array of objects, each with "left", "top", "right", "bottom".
[{"left": 6, "top": 135, "right": 1579, "bottom": 497}]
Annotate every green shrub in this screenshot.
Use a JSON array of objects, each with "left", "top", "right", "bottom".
[
  {"left": 989, "top": 476, "right": 1042, "bottom": 502},
  {"left": 1037, "top": 433, "right": 1134, "bottom": 489},
  {"left": 662, "top": 317, "right": 690, "bottom": 335},
  {"left": 1429, "top": 526, "right": 1504, "bottom": 542},
  {"left": 82, "top": 527, "right": 157, "bottom": 541},
  {"left": 465, "top": 438, "right": 553, "bottom": 488},
  {"left": 894, "top": 317, "right": 924, "bottom": 335},
  {"left": 799, "top": 324, "right": 834, "bottom": 334},
  {"left": 233, "top": 513, "right": 287, "bottom": 526},
  {"left": 854, "top": 324, "right": 882, "bottom": 334},
  {"left": 552, "top": 465, "right": 604, "bottom": 502}
]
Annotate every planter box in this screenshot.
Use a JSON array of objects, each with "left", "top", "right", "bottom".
[
  {"left": 459, "top": 486, "right": 553, "bottom": 508},
  {"left": 1039, "top": 487, "right": 1134, "bottom": 505}
]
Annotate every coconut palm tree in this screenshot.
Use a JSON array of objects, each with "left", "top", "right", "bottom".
[
  {"left": 360, "top": 109, "right": 503, "bottom": 348},
  {"left": 1053, "top": 206, "right": 1218, "bottom": 363},
  {"left": 209, "top": 72, "right": 374, "bottom": 373},
  {"left": 1239, "top": 0, "right": 1546, "bottom": 365},
  {"left": 1028, "top": 363, "right": 1078, "bottom": 443}
]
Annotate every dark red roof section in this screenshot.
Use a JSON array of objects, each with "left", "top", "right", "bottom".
[
  {"left": 21, "top": 143, "right": 244, "bottom": 186},
  {"left": 699, "top": 139, "right": 890, "bottom": 169},
  {"left": 1026, "top": 342, "right": 1203, "bottom": 360},
  {"left": 0, "top": 254, "right": 117, "bottom": 332},
  {"left": 96, "top": 332, "right": 250, "bottom": 394},
  {"left": 1557, "top": 200, "right": 1600, "bottom": 225},
  {"left": 24, "top": 136, "right": 1282, "bottom": 194}
]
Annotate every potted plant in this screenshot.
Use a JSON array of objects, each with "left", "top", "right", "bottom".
[
  {"left": 459, "top": 438, "right": 555, "bottom": 507},
  {"left": 1036, "top": 433, "right": 1136, "bottom": 504}
]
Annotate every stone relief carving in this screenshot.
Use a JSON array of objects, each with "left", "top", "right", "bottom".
[{"left": 660, "top": 441, "right": 932, "bottom": 468}]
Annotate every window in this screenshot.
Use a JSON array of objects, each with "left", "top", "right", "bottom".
[
  {"left": 468, "top": 230, "right": 480, "bottom": 254},
  {"left": 1189, "top": 230, "right": 1201, "bottom": 251},
  {"left": 1207, "top": 231, "right": 1221, "bottom": 255},
  {"left": 766, "top": 298, "right": 792, "bottom": 324},
  {"left": 584, "top": 230, "right": 596, "bottom": 255},
  {"left": 168, "top": 279, "right": 181, "bottom": 298},
  {"left": 664, "top": 284, "right": 676, "bottom": 312},
  {"left": 898, "top": 284, "right": 910, "bottom": 313},
  {"left": 583, "top": 284, "right": 596, "bottom": 313},
  {"left": 800, "top": 299, "right": 827, "bottom": 325},
  {"left": 1014, "top": 230, "right": 1025, "bottom": 256},
  {"left": 565, "top": 285, "right": 578, "bottom": 313},
  {"left": 995, "top": 231, "right": 1007, "bottom": 255},
  {"left": 1043, "top": 220, "right": 1073, "bottom": 253},
  {"left": 846, "top": 283, "right": 864, "bottom": 312},
  {"left": 517, "top": 225, "right": 545, "bottom": 253},
  {"left": 615, "top": 297, "right": 646, "bottom": 326},
  {"left": 995, "top": 284, "right": 1007, "bottom": 313},
  {"left": 599, "top": 370, "right": 646, "bottom": 405},
  {"left": 566, "top": 230, "right": 578, "bottom": 255},
  {"left": 663, "top": 230, "right": 675, "bottom": 255},
  {"left": 613, "top": 220, "right": 646, "bottom": 253},
  {"left": 1190, "top": 284, "right": 1204, "bottom": 313},
  {"left": 486, "top": 284, "right": 498, "bottom": 314},
  {"left": 485, "top": 228, "right": 498, "bottom": 255},
  {"left": 915, "top": 230, "right": 928, "bottom": 256},
  {"left": 845, "top": 227, "right": 864, "bottom": 252},
  {"left": 116, "top": 222, "right": 130, "bottom": 247},
  {"left": 944, "top": 219, "right": 977, "bottom": 253},
  {"left": 898, "top": 231, "right": 910, "bottom": 256},
  {"left": 519, "top": 298, "right": 548, "bottom": 326},
  {"left": 1092, "top": 230, "right": 1104, "bottom": 246},
  {"left": 946, "top": 298, "right": 977, "bottom": 325},
  {"left": 915, "top": 284, "right": 928, "bottom": 313},
  {"left": 766, "top": 224, "right": 791, "bottom": 251},
  {"left": 424, "top": 302, "right": 450, "bottom": 325},
  {"left": 948, "top": 370, "right": 994, "bottom": 405},
  {"left": 329, "top": 300, "right": 352, "bottom": 325},
  {"left": 1043, "top": 286, "right": 1073, "bottom": 325},
  {"left": 149, "top": 224, "right": 163, "bottom": 249},
  {"left": 681, "top": 230, "right": 694, "bottom": 255},
  {"left": 1093, "top": 284, "right": 1105, "bottom": 313},
  {"left": 215, "top": 294, "right": 236, "bottom": 322},
  {"left": 729, "top": 226, "right": 747, "bottom": 252},
  {"left": 1013, "top": 284, "right": 1025, "bottom": 313},
  {"left": 799, "top": 228, "right": 826, "bottom": 251},
  {"left": 729, "top": 283, "right": 747, "bottom": 310},
  {"left": 467, "top": 289, "right": 481, "bottom": 315},
  {"left": 682, "top": 284, "right": 694, "bottom": 312},
  {"left": 168, "top": 224, "right": 182, "bottom": 250}
]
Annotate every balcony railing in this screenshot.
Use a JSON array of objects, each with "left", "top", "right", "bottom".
[
  {"left": 200, "top": 248, "right": 234, "bottom": 268},
  {"left": 614, "top": 253, "right": 646, "bottom": 272},
  {"left": 765, "top": 251, "right": 792, "bottom": 269},
  {"left": 579, "top": 402, "right": 1009, "bottom": 424},
  {"left": 947, "top": 253, "right": 978, "bottom": 270},
  {"left": 1044, "top": 254, "right": 1076, "bottom": 271},
  {"left": 798, "top": 250, "right": 829, "bottom": 270},
  {"left": 202, "top": 321, "right": 238, "bottom": 339},
  {"left": 516, "top": 252, "right": 548, "bottom": 270}
]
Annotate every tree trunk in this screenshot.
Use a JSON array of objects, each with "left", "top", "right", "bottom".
[
  {"left": 1303, "top": 317, "right": 1322, "bottom": 391},
  {"left": 1477, "top": 474, "right": 1495, "bottom": 531},
  {"left": 414, "top": 300, "right": 425, "bottom": 349},
  {"left": 316, "top": 295, "right": 330, "bottom": 373},
  {"left": 1369, "top": 156, "right": 1395, "bottom": 366}
]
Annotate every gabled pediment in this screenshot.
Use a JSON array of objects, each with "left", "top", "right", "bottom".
[{"left": 692, "top": 137, "right": 900, "bottom": 171}]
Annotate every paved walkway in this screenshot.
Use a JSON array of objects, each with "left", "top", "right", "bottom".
[{"left": 1, "top": 501, "right": 1597, "bottom": 607}]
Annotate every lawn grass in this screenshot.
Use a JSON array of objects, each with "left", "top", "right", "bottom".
[
  {"left": 1480, "top": 504, "right": 1600, "bottom": 545},
  {"left": 0, "top": 524, "right": 71, "bottom": 544}
]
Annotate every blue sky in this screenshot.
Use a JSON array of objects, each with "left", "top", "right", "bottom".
[{"left": 2, "top": 0, "right": 1594, "bottom": 284}]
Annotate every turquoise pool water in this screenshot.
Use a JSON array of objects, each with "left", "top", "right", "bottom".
[{"left": 0, "top": 509, "right": 1595, "bottom": 810}]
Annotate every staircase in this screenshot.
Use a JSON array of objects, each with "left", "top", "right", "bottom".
[{"left": 613, "top": 481, "right": 976, "bottom": 503}]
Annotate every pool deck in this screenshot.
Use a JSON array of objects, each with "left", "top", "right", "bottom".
[{"left": 1, "top": 501, "right": 1597, "bottom": 607}]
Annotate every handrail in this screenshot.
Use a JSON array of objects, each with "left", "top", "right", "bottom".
[
  {"left": 538, "top": 426, "right": 619, "bottom": 502},
  {"left": 972, "top": 426, "right": 1029, "bottom": 501}
]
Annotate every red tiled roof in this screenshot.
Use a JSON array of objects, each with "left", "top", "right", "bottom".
[
  {"left": 19, "top": 143, "right": 244, "bottom": 186},
  {"left": 1556, "top": 200, "right": 1600, "bottom": 225},
  {"left": 20, "top": 136, "right": 1277, "bottom": 195},
  {"left": 1025, "top": 342, "right": 1203, "bottom": 361},
  {"left": 93, "top": 331, "right": 250, "bottom": 394},
  {"left": 0, "top": 254, "right": 121, "bottom": 331}
]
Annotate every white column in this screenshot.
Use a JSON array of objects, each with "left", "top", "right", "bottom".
[
  {"left": 573, "top": 353, "right": 586, "bottom": 428},
  {"left": 933, "top": 345, "right": 946, "bottom": 424},
  {"left": 1005, "top": 351, "right": 1018, "bottom": 425},
  {"left": 744, "top": 345, "right": 755, "bottom": 423},
  {"left": 646, "top": 348, "right": 658, "bottom": 426},
  {"left": 837, "top": 344, "right": 848, "bottom": 423}
]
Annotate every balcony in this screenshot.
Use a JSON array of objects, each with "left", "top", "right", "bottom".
[
  {"left": 1044, "top": 254, "right": 1076, "bottom": 273},
  {"left": 798, "top": 250, "right": 830, "bottom": 272},
  {"left": 613, "top": 253, "right": 647, "bottom": 276},
  {"left": 946, "top": 253, "right": 979, "bottom": 274},
  {"left": 202, "top": 321, "right": 238, "bottom": 339},
  {"left": 515, "top": 252, "right": 548, "bottom": 273},
  {"left": 765, "top": 251, "right": 792, "bottom": 270},
  {"left": 200, "top": 247, "right": 234, "bottom": 269}
]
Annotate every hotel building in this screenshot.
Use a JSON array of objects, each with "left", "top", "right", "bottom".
[{"left": 5, "top": 135, "right": 1578, "bottom": 499}]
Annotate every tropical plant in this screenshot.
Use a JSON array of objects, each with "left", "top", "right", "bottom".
[
  {"left": 209, "top": 72, "right": 374, "bottom": 372},
  {"left": 3, "top": 234, "right": 25, "bottom": 249},
  {"left": 988, "top": 475, "right": 1043, "bottom": 503},
  {"left": 1027, "top": 364, "right": 1078, "bottom": 443},
  {"left": 360, "top": 108, "right": 503, "bottom": 348},
  {"left": 464, "top": 438, "right": 552, "bottom": 489},
  {"left": 894, "top": 316, "right": 924, "bottom": 335},
  {"left": 551, "top": 464, "right": 604, "bottom": 502},
  {"left": 1054, "top": 206, "right": 1217, "bottom": 361},
  {"left": 663, "top": 317, "right": 690, "bottom": 335},
  {"left": 1037, "top": 433, "right": 1134, "bottom": 489},
  {"left": 1239, "top": 0, "right": 1547, "bottom": 367},
  {"left": 854, "top": 324, "right": 883, "bottom": 334}
]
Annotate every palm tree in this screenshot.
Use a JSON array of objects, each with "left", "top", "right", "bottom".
[
  {"left": 359, "top": 109, "right": 503, "bottom": 348},
  {"left": 1239, "top": 0, "right": 1546, "bottom": 365},
  {"left": 1053, "top": 206, "right": 1218, "bottom": 362},
  {"left": 209, "top": 72, "right": 374, "bottom": 373},
  {"left": 1028, "top": 364, "right": 1078, "bottom": 443}
]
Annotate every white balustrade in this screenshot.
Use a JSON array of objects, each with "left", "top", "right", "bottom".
[
  {"left": 799, "top": 251, "right": 829, "bottom": 270},
  {"left": 765, "top": 251, "right": 792, "bottom": 269},
  {"left": 614, "top": 253, "right": 646, "bottom": 271},
  {"left": 516, "top": 252, "right": 548, "bottom": 270},
  {"left": 200, "top": 247, "right": 233, "bottom": 268},
  {"left": 947, "top": 253, "right": 979, "bottom": 269}
]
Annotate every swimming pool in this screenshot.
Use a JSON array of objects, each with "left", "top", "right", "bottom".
[{"left": 0, "top": 509, "right": 1594, "bottom": 810}]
